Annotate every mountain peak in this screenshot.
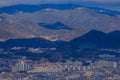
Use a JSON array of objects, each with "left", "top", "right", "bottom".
[
  {"left": 69, "top": 30, "right": 120, "bottom": 49},
  {"left": 81, "top": 30, "right": 107, "bottom": 39}
]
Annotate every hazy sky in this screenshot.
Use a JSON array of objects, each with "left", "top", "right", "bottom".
[{"left": 0, "top": 0, "right": 120, "bottom": 11}]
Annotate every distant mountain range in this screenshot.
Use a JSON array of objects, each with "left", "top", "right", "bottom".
[
  {"left": 0, "top": 30, "right": 120, "bottom": 49},
  {"left": 0, "top": 4, "right": 120, "bottom": 15},
  {"left": 0, "top": 4, "right": 79, "bottom": 14},
  {"left": 0, "top": 4, "right": 120, "bottom": 41}
]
